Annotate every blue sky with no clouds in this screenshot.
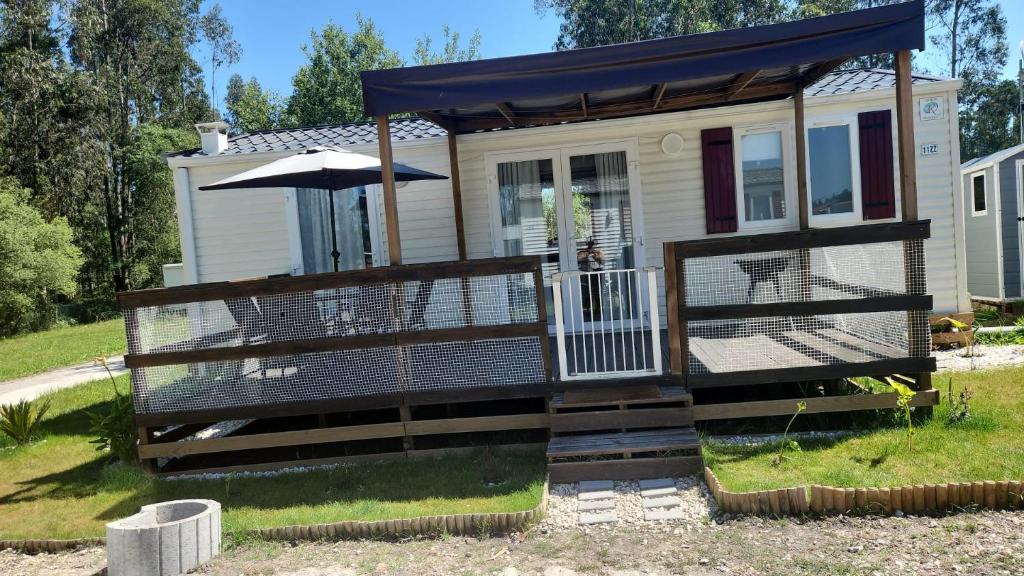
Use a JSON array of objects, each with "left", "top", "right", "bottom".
[{"left": 197, "top": 1, "right": 1024, "bottom": 114}]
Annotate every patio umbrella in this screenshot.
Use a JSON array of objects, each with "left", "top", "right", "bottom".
[{"left": 199, "top": 146, "right": 447, "bottom": 271}]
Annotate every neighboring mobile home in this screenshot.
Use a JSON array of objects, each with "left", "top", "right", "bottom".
[
  {"left": 124, "top": 1, "right": 958, "bottom": 477},
  {"left": 960, "top": 143, "right": 1024, "bottom": 303}
]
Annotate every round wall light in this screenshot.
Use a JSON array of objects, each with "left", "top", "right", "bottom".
[{"left": 661, "top": 132, "right": 685, "bottom": 156}]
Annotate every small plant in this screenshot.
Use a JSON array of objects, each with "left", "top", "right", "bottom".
[
  {"left": 87, "top": 357, "right": 138, "bottom": 464},
  {"left": 946, "top": 376, "right": 972, "bottom": 425},
  {"left": 0, "top": 398, "right": 51, "bottom": 445},
  {"left": 771, "top": 401, "right": 806, "bottom": 466},
  {"left": 885, "top": 377, "right": 917, "bottom": 451},
  {"left": 942, "top": 316, "right": 976, "bottom": 367}
]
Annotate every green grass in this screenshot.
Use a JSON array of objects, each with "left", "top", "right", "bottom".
[
  {"left": 0, "top": 377, "right": 545, "bottom": 540},
  {"left": 0, "top": 319, "right": 127, "bottom": 381},
  {"left": 704, "top": 366, "right": 1024, "bottom": 492}
]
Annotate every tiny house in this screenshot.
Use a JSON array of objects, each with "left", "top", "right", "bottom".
[{"left": 960, "top": 143, "right": 1024, "bottom": 303}]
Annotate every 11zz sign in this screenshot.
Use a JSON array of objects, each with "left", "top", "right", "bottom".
[{"left": 920, "top": 143, "right": 939, "bottom": 156}]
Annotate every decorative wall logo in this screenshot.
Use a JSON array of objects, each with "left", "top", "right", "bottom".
[{"left": 919, "top": 97, "right": 943, "bottom": 121}]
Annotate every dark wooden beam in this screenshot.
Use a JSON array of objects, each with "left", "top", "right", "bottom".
[
  {"left": 680, "top": 295, "right": 933, "bottom": 321},
  {"left": 794, "top": 89, "right": 809, "bottom": 229},
  {"left": 894, "top": 50, "right": 917, "bottom": 221},
  {"left": 687, "top": 357, "right": 936, "bottom": 389},
  {"left": 376, "top": 115, "right": 401, "bottom": 264},
  {"left": 725, "top": 71, "right": 759, "bottom": 100},
  {"left": 446, "top": 131, "right": 467, "bottom": 260},
  {"left": 580, "top": 93, "right": 589, "bottom": 118},
  {"left": 798, "top": 58, "right": 847, "bottom": 89},
  {"left": 652, "top": 83, "right": 668, "bottom": 109},
  {"left": 417, "top": 110, "right": 450, "bottom": 129},
  {"left": 496, "top": 102, "right": 517, "bottom": 126}
]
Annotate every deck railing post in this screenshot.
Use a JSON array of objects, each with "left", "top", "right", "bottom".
[
  {"left": 533, "top": 261, "right": 553, "bottom": 382},
  {"left": 645, "top": 267, "right": 663, "bottom": 376},
  {"left": 551, "top": 273, "right": 569, "bottom": 382},
  {"left": 663, "top": 242, "right": 684, "bottom": 376}
]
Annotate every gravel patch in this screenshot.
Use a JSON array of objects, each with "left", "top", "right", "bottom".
[
  {"left": 933, "top": 344, "right": 1024, "bottom": 372},
  {"left": 538, "top": 477, "right": 714, "bottom": 534}
]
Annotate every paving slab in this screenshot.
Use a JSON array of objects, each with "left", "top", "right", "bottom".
[
  {"left": 577, "top": 499, "right": 616, "bottom": 512},
  {"left": 638, "top": 478, "right": 675, "bottom": 490},
  {"left": 578, "top": 480, "right": 614, "bottom": 492},
  {"left": 644, "top": 508, "right": 686, "bottom": 521},
  {"left": 641, "top": 495, "right": 682, "bottom": 509},
  {"left": 577, "top": 490, "right": 616, "bottom": 501},
  {"left": 639, "top": 486, "right": 678, "bottom": 498},
  {"left": 578, "top": 511, "right": 617, "bottom": 525}
]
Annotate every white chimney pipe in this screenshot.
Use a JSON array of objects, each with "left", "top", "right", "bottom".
[{"left": 195, "top": 121, "right": 230, "bottom": 155}]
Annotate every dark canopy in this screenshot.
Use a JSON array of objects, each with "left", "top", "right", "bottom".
[{"left": 361, "top": 1, "right": 925, "bottom": 133}]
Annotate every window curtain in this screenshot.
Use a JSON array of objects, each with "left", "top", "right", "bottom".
[
  {"left": 296, "top": 187, "right": 368, "bottom": 274},
  {"left": 593, "top": 151, "right": 630, "bottom": 269},
  {"left": 498, "top": 161, "right": 542, "bottom": 256}
]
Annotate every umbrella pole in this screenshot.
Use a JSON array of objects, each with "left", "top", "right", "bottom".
[{"left": 328, "top": 188, "right": 340, "bottom": 272}]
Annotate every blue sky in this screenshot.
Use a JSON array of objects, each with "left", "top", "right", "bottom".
[{"left": 198, "top": 0, "right": 1023, "bottom": 113}]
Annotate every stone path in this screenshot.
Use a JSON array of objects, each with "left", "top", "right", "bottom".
[
  {"left": 0, "top": 355, "right": 127, "bottom": 405},
  {"left": 639, "top": 478, "right": 685, "bottom": 521},
  {"left": 576, "top": 481, "right": 617, "bottom": 525},
  {"left": 558, "top": 477, "right": 713, "bottom": 530}
]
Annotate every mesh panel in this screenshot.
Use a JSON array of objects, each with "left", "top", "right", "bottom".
[
  {"left": 681, "top": 238, "right": 929, "bottom": 376},
  {"left": 126, "top": 270, "right": 544, "bottom": 415}
]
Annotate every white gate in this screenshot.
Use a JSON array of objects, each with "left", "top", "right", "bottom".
[{"left": 551, "top": 267, "right": 662, "bottom": 381}]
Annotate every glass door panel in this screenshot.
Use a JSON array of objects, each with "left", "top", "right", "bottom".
[{"left": 495, "top": 158, "right": 559, "bottom": 325}]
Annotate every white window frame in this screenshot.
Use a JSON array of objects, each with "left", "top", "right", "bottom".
[
  {"left": 732, "top": 123, "right": 796, "bottom": 232},
  {"left": 970, "top": 171, "right": 988, "bottom": 217},
  {"left": 805, "top": 114, "right": 864, "bottom": 226}
]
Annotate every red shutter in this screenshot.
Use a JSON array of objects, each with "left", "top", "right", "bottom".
[
  {"left": 858, "top": 110, "right": 896, "bottom": 220},
  {"left": 701, "top": 127, "right": 738, "bottom": 234}
]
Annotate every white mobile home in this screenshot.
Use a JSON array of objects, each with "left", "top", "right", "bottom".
[
  {"left": 167, "top": 69, "right": 968, "bottom": 317},
  {"left": 960, "top": 143, "right": 1024, "bottom": 303}
]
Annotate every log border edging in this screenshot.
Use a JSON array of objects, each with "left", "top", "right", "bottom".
[
  {"left": 250, "top": 480, "right": 549, "bottom": 541},
  {"left": 0, "top": 538, "right": 105, "bottom": 555},
  {"left": 705, "top": 467, "right": 1024, "bottom": 516}
]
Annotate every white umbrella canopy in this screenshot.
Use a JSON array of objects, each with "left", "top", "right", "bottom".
[
  {"left": 198, "top": 146, "right": 447, "bottom": 272},
  {"left": 197, "top": 146, "right": 447, "bottom": 191}
]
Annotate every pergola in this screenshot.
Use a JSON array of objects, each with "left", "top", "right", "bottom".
[{"left": 360, "top": 0, "right": 926, "bottom": 264}]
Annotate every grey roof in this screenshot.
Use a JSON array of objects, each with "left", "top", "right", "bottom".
[
  {"left": 170, "top": 68, "right": 951, "bottom": 160},
  {"left": 168, "top": 117, "right": 447, "bottom": 158},
  {"left": 804, "top": 68, "right": 949, "bottom": 97},
  {"left": 962, "top": 143, "right": 1024, "bottom": 171}
]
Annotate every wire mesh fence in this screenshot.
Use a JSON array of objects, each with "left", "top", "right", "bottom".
[
  {"left": 120, "top": 258, "right": 548, "bottom": 415},
  {"left": 667, "top": 223, "right": 932, "bottom": 379}
]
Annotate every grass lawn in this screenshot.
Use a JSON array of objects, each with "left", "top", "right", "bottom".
[
  {"left": 0, "top": 318, "right": 127, "bottom": 381},
  {"left": 0, "top": 376, "right": 546, "bottom": 541},
  {"left": 704, "top": 365, "right": 1024, "bottom": 492}
]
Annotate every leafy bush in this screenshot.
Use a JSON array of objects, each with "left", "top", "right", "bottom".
[
  {"left": 0, "top": 178, "right": 84, "bottom": 336},
  {"left": 87, "top": 358, "right": 138, "bottom": 464},
  {"left": 0, "top": 399, "right": 51, "bottom": 445}
]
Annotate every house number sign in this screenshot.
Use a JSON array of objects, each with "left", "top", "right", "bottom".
[{"left": 920, "top": 144, "right": 939, "bottom": 156}]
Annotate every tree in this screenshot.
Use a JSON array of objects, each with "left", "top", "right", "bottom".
[
  {"left": 0, "top": 177, "right": 83, "bottom": 336},
  {"left": 960, "top": 79, "right": 1021, "bottom": 161},
  {"left": 225, "top": 73, "right": 289, "bottom": 134},
  {"left": 413, "top": 25, "right": 482, "bottom": 65},
  {"left": 535, "top": 0, "right": 789, "bottom": 50},
  {"left": 199, "top": 3, "right": 241, "bottom": 110},
  {"left": 287, "top": 16, "right": 402, "bottom": 126}
]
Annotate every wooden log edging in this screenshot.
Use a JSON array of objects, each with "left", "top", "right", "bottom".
[
  {"left": 0, "top": 538, "right": 105, "bottom": 555},
  {"left": 251, "top": 480, "right": 549, "bottom": 541},
  {"left": 704, "top": 467, "right": 1024, "bottom": 516}
]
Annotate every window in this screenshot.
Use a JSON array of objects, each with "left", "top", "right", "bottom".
[
  {"left": 807, "top": 120, "right": 859, "bottom": 220},
  {"left": 296, "top": 186, "right": 378, "bottom": 273},
  {"left": 971, "top": 172, "right": 987, "bottom": 216},
  {"left": 735, "top": 126, "right": 791, "bottom": 229}
]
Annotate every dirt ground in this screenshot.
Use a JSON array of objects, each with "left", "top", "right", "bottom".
[{"left": 3, "top": 510, "right": 1022, "bottom": 576}]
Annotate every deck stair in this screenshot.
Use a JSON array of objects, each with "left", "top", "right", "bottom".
[{"left": 546, "top": 381, "right": 703, "bottom": 482}]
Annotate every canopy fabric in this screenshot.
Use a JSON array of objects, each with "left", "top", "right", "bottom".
[
  {"left": 360, "top": 1, "right": 924, "bottom": 133},
  {"left": 198, "top": 146, "right": 447, "bottom": 191}
]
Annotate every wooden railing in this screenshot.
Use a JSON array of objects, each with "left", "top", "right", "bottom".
[{"left": 663, "top": 220, "right": 935, "bottom": 388}]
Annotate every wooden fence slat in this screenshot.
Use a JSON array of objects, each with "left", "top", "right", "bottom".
[
  {"left": 924, "top": 484, "right": 937, "bottom": 511},
  {"left": 935, "top": 484, "right": 948, "bottom": 510},
  {"left": 996, "top": 481, "right": 1009, "bottom": 509},
  {"left": 984, "top": 481, "right": 997, "bottom": 509}
]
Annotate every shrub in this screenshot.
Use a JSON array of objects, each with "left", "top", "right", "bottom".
[
  {"left": 0, "top": 178, "right": 84, "bottom": 337},
  {"left": 0, "top": 399, "right": 51, "bottom": 445},
  {"left": 87, "top": 358, "right": 138, "bottom": 464}
]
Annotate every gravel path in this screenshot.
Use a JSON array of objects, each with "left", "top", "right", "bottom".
[
  {"left": 933, "top": 344, "right": 1024, "bottom": 372},
  {"left": 6, "top": 509, "right": 1022, "bottom": 575},
  {"left": 540, "top": 478, "right": 714, "bottom": 533}
]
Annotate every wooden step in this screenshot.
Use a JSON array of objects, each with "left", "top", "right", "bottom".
[
  {"left": 549, "top": 406, "right": 693, "bottom": 433},
  {"left": 550, "top": 385, "right": 691, "bottom": 411},
  {"left": 546, "top": 428, "right": 700, "bottom": 459}
]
